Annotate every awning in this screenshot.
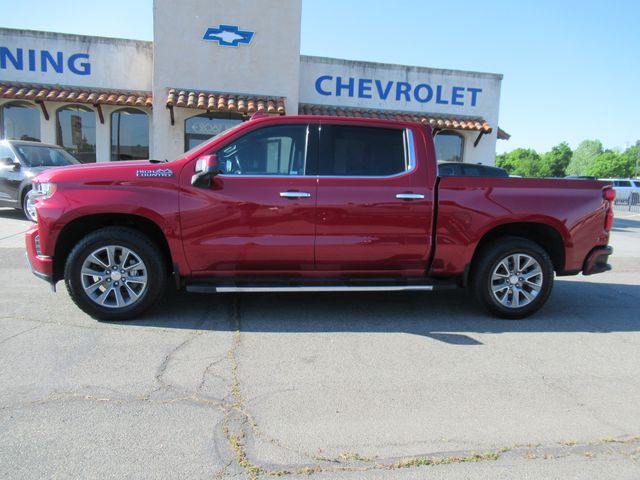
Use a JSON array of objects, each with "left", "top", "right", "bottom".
[
  {"left": 497, "top": 127, "right": 511, "bottom": 140},
  {"left": 166, "top": 88, "right": 285, "bottom": 115},
  {"left": 0, "top": 82, "right": 152, "bottom": 123},
  {"left": 0, "top": 82, "right": 152, "bottom": 108},
  {"left": 299, "top": 104, "right": 492, "bottom": 134}
]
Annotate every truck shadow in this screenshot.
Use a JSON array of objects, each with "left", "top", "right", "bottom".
[
  {"left": 117, "top": 279, "right": 640, "bottom": 344},
  {"left": 611, "top": 217, "right": 640, "bottom": 231}
]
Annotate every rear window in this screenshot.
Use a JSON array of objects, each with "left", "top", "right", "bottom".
[
  {"left": 614, "top": 180, "right": 632, "bottom": 187},
  {"left": 319, "top": 125, "right": 407, "bottom": 176}
]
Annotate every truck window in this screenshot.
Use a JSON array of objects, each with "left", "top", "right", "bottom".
[
  {"left": 217, "top": 124, "right": 308, "bottom": 175},
  {"left": 318, "top": 125, "right": 407, "bottom": 176}
]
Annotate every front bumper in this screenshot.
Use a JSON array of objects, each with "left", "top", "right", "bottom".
[
  {"left": 25, "top": 225, "right": 55, "bottom": 290},
  {"left": 583, "top": 245, "right": 613, "bottom": 275}
]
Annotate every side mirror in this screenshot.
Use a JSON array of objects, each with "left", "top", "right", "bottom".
[
  {"left": 0, "top": 157, "right": 19, "bottom": 170},
  {"left": 191, "top": 154, "right": 221, "bottom": 188}
]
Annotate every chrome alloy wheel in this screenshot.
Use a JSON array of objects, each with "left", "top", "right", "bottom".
[
  {"left": 80, "top": 245, "right": 148, "bottom": 309},
  {"left": 490, "top": 253, "right": 543, "bottom": 309},
  {"left": 24, "top": 190, "right": 38, "bottom": 222}
]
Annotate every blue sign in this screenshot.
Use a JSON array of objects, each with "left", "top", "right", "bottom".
[
  {"left": 314, "top": 75, "right": 483, "bottom": 107},
  {"left": 203, "top": 25, "right": 254, "bottom": 47},
  {"left": 0, "top": 47, "right": 91, "bottom": 75}
]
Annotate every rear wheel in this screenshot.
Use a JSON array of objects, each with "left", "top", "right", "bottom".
[
  {"left": 64, "top": 227, "right": 167, "bottom": 320},
  {"left": 471, "top": 237, "right": 554, "bottom": 319}
]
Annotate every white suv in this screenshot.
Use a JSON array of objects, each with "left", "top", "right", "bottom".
[{"left": 601, "top": 178, "right": 640, "bottom": 205}]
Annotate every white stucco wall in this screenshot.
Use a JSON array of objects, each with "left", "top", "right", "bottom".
[
  {"left": 151, "top": 0, "right": 302, "bottom": 159},
  {"left": 0, "top": 28, "right": 152, "bottom": 91},
  {"left": 299, "top": 56, "right": 502, "bottom": 165}
]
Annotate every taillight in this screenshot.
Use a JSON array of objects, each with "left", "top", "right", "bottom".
[
  {"left": 603, "top": 187, "right": 615, "bottom": 232},
  {"left": 603, "top": 187, "right": 616, "bottom": 203}
]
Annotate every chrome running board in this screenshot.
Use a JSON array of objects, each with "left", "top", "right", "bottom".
[
  {"left": 185, "top": 282, "right": 458, "bottom": 293},
  {"left": 214, "top": 285, "right": 436, "bottom": 293}
]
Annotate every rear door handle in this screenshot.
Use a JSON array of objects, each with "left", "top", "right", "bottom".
[
  {"left": 396, "top": 193, "right": 425, "bottom": 200},
  {"left": 280, "top": 191, "right": 312, "bottom": 198}
]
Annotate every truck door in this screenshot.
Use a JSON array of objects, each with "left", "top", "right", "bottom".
[
  {"left": 314, "top": 123, "right": 434, "bottom": 274},
  {"left": 179, "top": 122, "right": 317, "bottom": 273}
]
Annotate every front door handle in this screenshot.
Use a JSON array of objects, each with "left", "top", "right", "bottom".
[
  {"left": 280, "top": 191, "right": 312, "bottom": 198},
  {"left": 396, "top": 193, "right": 425, "bottom": 200}
]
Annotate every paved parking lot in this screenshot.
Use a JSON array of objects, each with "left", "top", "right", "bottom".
[{"left": 1, "top": 207, "right": 639, "bottom": 479}]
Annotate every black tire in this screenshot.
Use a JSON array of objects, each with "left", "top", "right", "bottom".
[
  {"left": 471, "top": 236, "right": 554, "bottom": 319},
  {"left": 64, "top": 227, "right": 167, "bottom": 321},
  {"left": 631, "top": 193, "right": 639, "bottom": 206},
  {"left": 22, "top": 188, "right": 37, "bottom": 222}
]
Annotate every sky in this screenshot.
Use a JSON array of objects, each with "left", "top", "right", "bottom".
[{"left": 1, "top": 0, "right": 638, "bottom": 154}]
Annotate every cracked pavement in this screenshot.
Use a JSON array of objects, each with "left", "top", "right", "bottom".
[{"left": 1, "top": 208, "right": 640, "bottom": 479}]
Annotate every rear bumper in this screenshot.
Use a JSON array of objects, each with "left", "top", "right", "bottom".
[
  {"left": 583, "top": 246, "right": 613, "bottom": 275},
  {"left": 25, "top": 225, "right": 55, "bottom": 290}
]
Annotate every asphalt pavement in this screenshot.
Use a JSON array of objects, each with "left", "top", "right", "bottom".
[{"left": 1, "top": 207, "right": 639, "bottom": 479}]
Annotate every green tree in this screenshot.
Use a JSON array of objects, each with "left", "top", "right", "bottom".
[
  {"left": 586, "top": 150, "right": 625, "bottom": 178},
  {"left": 496, "top": 148, "right": 543, "bottom": 177},
  {"left": 620, "top": 143, "right": 640, "bottom": 178},
  {"left": 567, "top": 140, "right": 602, "bottom": 175},
  {"left": 540, "top": 142, "right": 572, "bottom": 177}
]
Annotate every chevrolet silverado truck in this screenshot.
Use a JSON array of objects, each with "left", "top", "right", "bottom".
[{"left": 25, "top": 114, "right": 614, "bottom": 320}]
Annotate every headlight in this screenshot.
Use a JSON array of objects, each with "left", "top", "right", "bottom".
[{"left": 33, "top": 182, "right": 57, "bottom": 198}]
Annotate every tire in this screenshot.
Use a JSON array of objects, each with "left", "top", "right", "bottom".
[
  {"left": 471, "top": 237, "right": 554, "bottom": 319},
  {"left": 22, "top": 189, "right": 37, "bottom": 222},
  {"left": 631, "top": 193, "right": 639, "bottom": 206},
  {"left": 64, "top": 227, "right": 167, "bottom": 321}
]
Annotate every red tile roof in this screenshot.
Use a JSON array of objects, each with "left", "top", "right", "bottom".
[
  {"left": 299, "top": 104, "right": 493, "bottom": 133},
  {"left": 0, "top": 82, "right": 152, "bottom": 108},
  {"left": 166, "top": 89, "right": 285, "bottom": 115}
]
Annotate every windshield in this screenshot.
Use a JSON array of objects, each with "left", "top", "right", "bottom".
[
  {"left": 174, "top": 121, "right": 247, "bottom": 161},
  {"left": 15, "top": 144, "right": 81, "bottom": 167}
]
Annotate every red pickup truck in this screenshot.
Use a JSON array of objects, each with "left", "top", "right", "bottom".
[{"left": 25, "top": 114, "right": 614, "bottom": 320}]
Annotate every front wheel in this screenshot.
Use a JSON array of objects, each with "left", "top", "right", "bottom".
[
  {"left": 64, "top": 227, "right": 167, "bottom": 320},
  {"left": 471, "top": 237, "right": 554, "bottom": 319},
  {"left": 22, "top": 189, "right": 37, "bottom": 222}
]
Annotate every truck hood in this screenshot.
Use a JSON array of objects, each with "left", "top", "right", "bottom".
[{"left": 33, "top": 160, "right": 177, "bottom": 184}]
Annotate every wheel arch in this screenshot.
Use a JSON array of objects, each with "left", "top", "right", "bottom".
[
  {"left": 466, "top": 222, "right": 566, "bottom": 286},
  {"left": 53, "top": 213, "right": 173, "bottom": 282}
]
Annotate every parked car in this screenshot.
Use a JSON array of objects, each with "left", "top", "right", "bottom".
[
  {"left": 0, "top": 140, "right": 81, "bottom": 221},
  {"left": 26, "top": 114, "right": 613, "bottom": 321},
  {"left": 438, "top": 161, "right": 509, "bottom": 177},
  {"left": 600, "top": 178, "right": 640, "bottom": 205}
]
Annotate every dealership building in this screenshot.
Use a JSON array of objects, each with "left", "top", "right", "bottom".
[{"left": 0, "top": 0, "right": 507, "bottom": 165}]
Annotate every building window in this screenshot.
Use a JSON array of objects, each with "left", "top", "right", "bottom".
[
  {"left": 1, "top": 102, "right": 41, "bottom": 141},
  {"left": 56, "top": 105, "right": 96, "bottom": 163},
  {"left": 111, "top": 108, "right": 149, "bottom": 161},
  {"left": 435, "top": 131, "right": 464, "bottom": 162},
  {"left": 185, "top": 113, "right": 243, "bottom": 151}
]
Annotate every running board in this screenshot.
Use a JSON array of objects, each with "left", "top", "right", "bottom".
[{"left": 186, "top": 283, "right": 457, "bottom": 294}]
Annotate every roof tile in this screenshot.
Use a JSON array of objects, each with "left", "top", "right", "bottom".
[
  {"left": 0, "top": 82, "right": 152, "bottom": 108},
  {"left": 299, "top": 104, "right": 493, "bottom": 133},
  {"left": 166, "top": 88, "right": 285, "bottom": 115}
]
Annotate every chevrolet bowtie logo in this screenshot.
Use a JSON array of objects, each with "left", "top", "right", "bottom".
[{"left": 203, "top": 25, "right": 254, "bottom": 47}]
